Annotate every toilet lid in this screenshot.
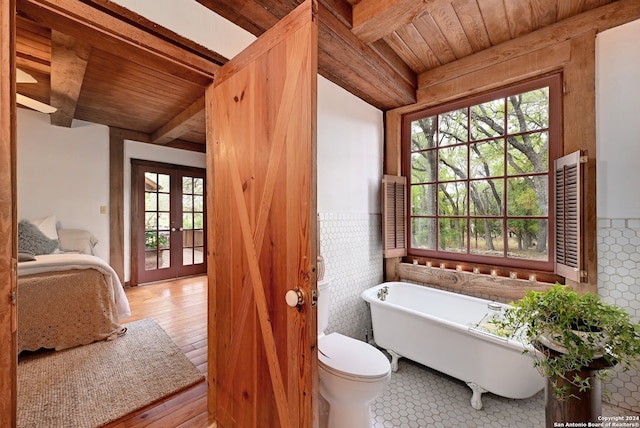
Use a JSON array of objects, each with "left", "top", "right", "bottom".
[{"left": 318, "top": 333, "right": 391, "bottom": 380}]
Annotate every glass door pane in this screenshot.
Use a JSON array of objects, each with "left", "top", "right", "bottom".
[
  {"left": 180, "top": 175, "right": 205, "bottom": 270},
  {"left": 144, "top": 172, "right": 172, "bottom": 272}
]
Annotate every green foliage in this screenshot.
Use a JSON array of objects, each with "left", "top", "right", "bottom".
[
  {"left": 496, "top": 284, "right": 640, "bottom": 401},
  {"left": 409, "top": 85, "right": 552, "bottom": 259},
  {"left": 145, "top": 232, "right": 168, "bottom": 250}
]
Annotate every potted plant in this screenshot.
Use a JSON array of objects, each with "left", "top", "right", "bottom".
[{"left": 495, "top": 284, "right": 640, "bottom": 425}]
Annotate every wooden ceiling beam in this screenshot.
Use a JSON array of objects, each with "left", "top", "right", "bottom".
[
  {"left": 16, "top": 16, "right": 51, "bottom": 74},
  {"left": 318, "top": 0, "right": 351, "bottom": 28},
  {"left": 197, "top": 0, "right": 416, "bottom": 109},
  {"left": 351, "top": 0, "right": 430, "bottom": 45},
  {"left": 318, "top": 3, "right": 416, "bottom": 109},
  {"left": 110, "top": 126, "right": 206, "bottom": 153},
  {"left": 18, "top": 0, "right": 221, "bottom": 81},
  {"left": 49, "top": 30, "right": 90, "bottom": 127},
  {"left": 196, "top": 0, "right": 278, "bottom": 36},
  {"left": 164, "top": 139, "right": 206, "bottom": 153},
  {"left": 151, "top": 96, "right": 205, "bottom": 145},
  {"left": 417, "top": 0, "right": 640, "bottom": 92}
]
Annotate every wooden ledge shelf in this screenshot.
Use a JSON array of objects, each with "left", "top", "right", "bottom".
[{"left": 397, "top": 262, "right": 554, "bottom": 302}]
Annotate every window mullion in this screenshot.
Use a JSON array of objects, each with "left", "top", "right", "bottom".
[{"left": 502, "top": 96, "right": 508, "bottom": 258}]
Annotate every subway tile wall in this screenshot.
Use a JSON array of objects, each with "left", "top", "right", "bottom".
[
  {"left": 598, "top": 218, "right": 640, "bottom": 412},
  {"left": 317, "top": 212, "right": 383, "bottom": 340}
]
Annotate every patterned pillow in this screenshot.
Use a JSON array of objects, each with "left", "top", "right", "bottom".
[{"left": 18, "top": 220, "right": 59, "bottom": 255}]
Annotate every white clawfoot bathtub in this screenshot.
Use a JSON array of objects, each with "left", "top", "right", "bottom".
[{"left": 361, "top": 281, "right": 544, "bottom": 410}]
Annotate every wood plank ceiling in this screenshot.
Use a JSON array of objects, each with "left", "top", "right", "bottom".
[{"left": 15, "top": 0, "right": 616, "bottom": 152}]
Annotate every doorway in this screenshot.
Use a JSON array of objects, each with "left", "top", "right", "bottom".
[
  {"left": 3, "top": 1, "right": 316, "bottom": 426},
  {"left": 132, "top": 159, "right": 206, "bottom": 284}
]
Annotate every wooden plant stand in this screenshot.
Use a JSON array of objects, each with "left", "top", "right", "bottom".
[{"left": 536, "top": 343, "right": 613, "bottom": 428}]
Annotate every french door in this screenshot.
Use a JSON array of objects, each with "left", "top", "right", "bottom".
[{"left": 133, "top": 160, "right": 206, "bottom": 284}]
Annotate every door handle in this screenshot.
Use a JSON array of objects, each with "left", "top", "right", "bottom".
[{"left": 285, "top": 288, "right": 305, "bottom": 309}]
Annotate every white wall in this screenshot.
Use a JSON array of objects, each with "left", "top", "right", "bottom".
[
  {"left": 16, "top": 108, "right": 207, "bottom": 270},
  {"left": 596, "top": 19, "right": 640, "bottom": 219},
  {"left": 317, "top": 77, "right": 383, "bottom": 214},
  {"left": 17, "top": 109, "right": 111, "bottom": 260},
  {"left": 595, "top": 19, "right": 640, "bottom": 412}
]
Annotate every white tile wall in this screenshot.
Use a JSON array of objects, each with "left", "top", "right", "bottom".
[
  {"left": 598, "top": 218, "right": 640, "bottom": 412},
  {"left": 318, "top": 212, "right": 640, "bottom": 419},
  {"left": 317, "top": 212, "right": 383, "bottom": 340}
]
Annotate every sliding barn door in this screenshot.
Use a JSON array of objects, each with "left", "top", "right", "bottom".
[{"left": 206, "top": 1, "right": 317, "bottom": 427}]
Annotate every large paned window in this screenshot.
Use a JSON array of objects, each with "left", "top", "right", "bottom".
[{"left": 403, "top": 75, "right": 561, "bottom": 271}]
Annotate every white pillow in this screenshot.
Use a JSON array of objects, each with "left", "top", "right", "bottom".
[
  {"left": 57, "top": 228, "right": 98, "bottom": 255},
  {"left": 29, "top": 215, "right": 59, "bottom": 240}
]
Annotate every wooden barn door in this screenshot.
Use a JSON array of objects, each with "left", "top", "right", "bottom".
[{"left": 206, "top": 1, "right": 317, "bottom": 427}]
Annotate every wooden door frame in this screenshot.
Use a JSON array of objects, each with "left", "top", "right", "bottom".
[
  {"left": 0, "top": 1, "right": 220, "bottom": 425},
  {"left": 130, "top": 159, "right": 207, "bottom": 285},
  {"left": 0, "top": 0, "right": 18, "bottom": 424}
]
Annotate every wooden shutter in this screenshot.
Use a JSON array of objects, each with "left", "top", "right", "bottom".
[
  {"left": 555, "top": 150, "right": 586, "bottom": 282},
  {"left": 382, "top": 175, "right": 407, "bottom": 258}
]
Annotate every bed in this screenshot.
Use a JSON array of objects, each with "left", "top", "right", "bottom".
[{"left": 16, "top": 217, "right": 131, "bottom": 353}]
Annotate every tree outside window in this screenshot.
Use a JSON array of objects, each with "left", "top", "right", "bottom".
[{"left": 404, "top": 75, "right": 560, "bottom": 270}]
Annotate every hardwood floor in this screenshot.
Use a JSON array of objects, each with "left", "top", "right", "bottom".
[{"left": 104, "top": 275, "right": 211, "bottom": 428}]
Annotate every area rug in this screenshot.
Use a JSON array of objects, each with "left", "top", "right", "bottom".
[{"left": 17, "top": 318, "right": 205, "bottom": 428}]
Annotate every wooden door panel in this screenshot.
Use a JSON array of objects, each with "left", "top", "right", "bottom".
[{"left": 207, "top": 1, "right": 317, "bottom": 427}]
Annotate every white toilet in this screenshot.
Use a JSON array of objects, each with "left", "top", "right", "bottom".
[{"left": 317, "top": 278, "right": 391, "bottom": 428}]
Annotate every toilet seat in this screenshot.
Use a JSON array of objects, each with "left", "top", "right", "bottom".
[{"left": 318, "top": 333, "right": 391, "bottom": 382}]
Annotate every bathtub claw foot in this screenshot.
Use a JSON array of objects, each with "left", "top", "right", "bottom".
[
  {"left": 387, "top": 350, "right": 401, "bottom": 372},
  {"left": 466, "top": 382, "right": 487, "bottom": 410}
]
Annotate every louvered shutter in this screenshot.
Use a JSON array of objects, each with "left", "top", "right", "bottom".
[
  {"left": 555, "top": 150, "right": 586, "bottom": 282},
  {"left": 382, "top": 175, "right": 407, "bottom": 258}
]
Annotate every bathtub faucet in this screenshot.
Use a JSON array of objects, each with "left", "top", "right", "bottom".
[{"left": 377, "top": 286, "right": 389, "bottom": 301}]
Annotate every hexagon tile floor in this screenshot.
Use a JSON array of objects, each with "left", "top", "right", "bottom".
[{"left": 370, "top": 357, "right": 640, "bottom": 428}]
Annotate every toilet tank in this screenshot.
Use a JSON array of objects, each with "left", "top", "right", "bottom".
[{"left": 317, "top": 278, "right": 331, "bottom": 336}]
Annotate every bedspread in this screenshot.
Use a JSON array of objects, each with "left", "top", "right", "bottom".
[{"left": 17, "top": 254, "right": 131, "bottom": 353}]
